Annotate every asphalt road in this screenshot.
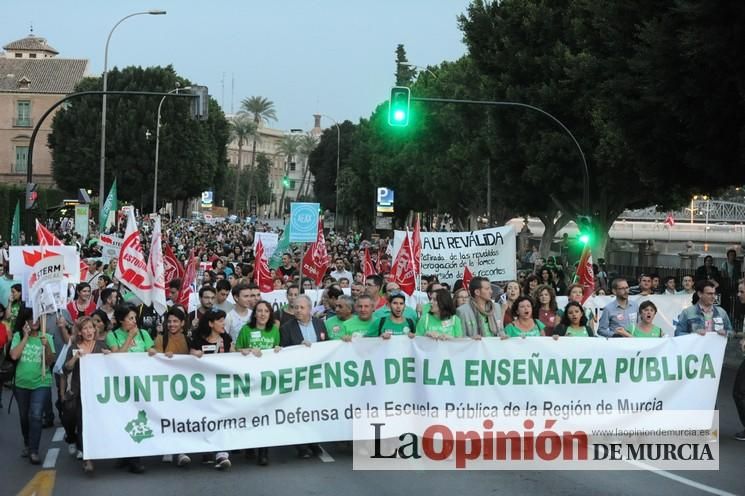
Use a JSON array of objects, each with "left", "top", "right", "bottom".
[{"left": 3, "top": 364, "right": 744, "bottom": 496}]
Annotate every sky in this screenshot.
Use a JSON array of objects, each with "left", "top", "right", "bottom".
[{"left": 5, "top": 0, "right": 471, "bottom": 131}]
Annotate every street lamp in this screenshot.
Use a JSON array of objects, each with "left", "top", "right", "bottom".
[
  {"left": 99, "top": 9, "right": 166, "bottom": 215},
  {"left": 319, "top": 114, "right": 341, "bottom": 230},
  {"left": 398, "top": 62, "right": 438, "bottom": 79},
  {"left": 153, "top": 85, "right": 190, "bottom": 213}
]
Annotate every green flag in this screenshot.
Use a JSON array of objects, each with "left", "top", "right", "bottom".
[
  {"left": 99, "top": 179, "right": 117, "bottom": 231},
  {"left": 10, "top": 200, "right": 20, "bottom": 245},
  {"left": 268, "top": 222, "right": 291, "bottom": 269}
]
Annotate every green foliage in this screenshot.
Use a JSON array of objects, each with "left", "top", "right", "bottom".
[
  {"left": 0, "top": 184, "right": 68, "bottom": 241},
  {"left": 308, "top": 120, "right": 356, "bottom": 211},
  {"left": 48, "top": 65, "right": 229, "bottom": 211}
]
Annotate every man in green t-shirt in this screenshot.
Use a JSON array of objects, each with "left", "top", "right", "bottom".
[
  {"left": 372, "top": 282, "right": 419, "bottom": 322},
  {"left": 342, "top": 295, "right": 376, "bottom": 337},
  {"left": 369, "top": 293, "right": 416, "bottom": 338},
  {"left": 326, "top": 295, "right": 354, "bottom": 340}
]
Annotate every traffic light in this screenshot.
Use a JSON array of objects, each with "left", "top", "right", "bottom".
[
  {"left": 25, "top": 182, "right": 38, "bottom": 210},
  {"left": 388, "top": 86, "right": 411, "bottom": 127},
  {"left": 282, "top": 176, "right": 291, "bottom": 189},
  {"left": 189, "top": 85, "right": 209, "bottom": 121},
  {"left": 576, "top": 215, "right": 593, "bottom": 245}
]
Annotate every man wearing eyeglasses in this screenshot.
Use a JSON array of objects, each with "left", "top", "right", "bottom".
[
  {"left": 674, "top": 280, "right": 732, "bottom": 336},
  {"left": 598, "top": 278, "right": 639, "bottom": 337}
]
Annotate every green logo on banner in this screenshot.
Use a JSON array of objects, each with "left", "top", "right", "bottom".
[{"left": 125, "top": 410, "right": 155, "bottom": 443}]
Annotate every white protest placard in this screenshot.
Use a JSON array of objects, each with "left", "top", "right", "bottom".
[
  {"left": 99, "top": 234, "right": 123, "bottom": 263},
  {"left": 27, "top": 254, "right": 66, "bottom": 320},
  {"left": 253, "top": 232, "right": 279, "bottom": 259},
  {"left": 81, "top": 334, "right": 725, "bottom": 460},
  {"left": 393, "top": 226, "right": 516, "bottom": 285},
  {"left": 9, "top": 245, "right": 81, "bottom": 283}
]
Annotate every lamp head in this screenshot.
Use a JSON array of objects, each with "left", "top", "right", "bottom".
[{"left": 148, "top": 9, "right": 167, "bottom": 15}]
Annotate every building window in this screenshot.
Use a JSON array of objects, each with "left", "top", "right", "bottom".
[
  {"left": 14, "top": 146, "right": 29, "bottom": 173},
  {"left": 289, "top": 161, "right": 296, "bottom": 171},
  {"left": 29, "top": 53, "right": 37, "bottom": 58},
  {"left": 14, "top": 53, "right": 21, "bottom": 58},
  {"left": 15, "top": 101, "right": 31, "bottom": 127}
]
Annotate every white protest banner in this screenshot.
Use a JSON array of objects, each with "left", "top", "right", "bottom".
[
  {"left": 81, "top": 334, "right": 725, "bottom": 460},
  {"left": 27, "top": 254, "right": 67, "bottom": 321},
  {"left": 99, "top": 234, "right": 123, "bottom": 263},
  {"left": 393, "top": 227, "right": 516, "bottom": 285},
  {"left": 253, "top": 232, "right": 279, "bottom": 259},
  {"left": 557, "top": 294, "right": 692, "bottom": 336},
  {"left": 9, "top": 245, "right": 81, "bottom": 283}
]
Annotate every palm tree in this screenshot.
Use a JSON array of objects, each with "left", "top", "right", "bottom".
[
  {"left": 277, "top": 134, "right": 300, "bottom": 215},
  {"left": 295, "top": 133, "right": 319, "bottom": 199},
  {"left": 229, "top": 114, "right": 258, "bottom": 213},
  {"left": 240, "top": 96, "right": 277, "bottom": 169}
]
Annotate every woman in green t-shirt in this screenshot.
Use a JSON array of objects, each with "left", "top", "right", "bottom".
[
  {"left": 629, "top": 300, "right": 664, "bottom": 338},
  {"left": 235, "top": 300, "right": 279, "bottom": 466},
  {"left": 104, "top": 304, "right": 154, "bottom": 474},
  {"left": 504, "top": 296, "right": 546, "bottom": 337},
  {"left": 554, "top": 301, "right": 596, "bottom": 337},
  {"left": 10, "top": 307, "right": 55, "bottom": 465},
  {"left": 416, "top": 289, "right": 463, "bottom": 339}
]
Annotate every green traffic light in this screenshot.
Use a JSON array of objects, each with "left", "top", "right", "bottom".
[
  {"left": 579, "top": 234, "right": 590, "bottom": 245},
  {"left": 388, "top": 86, "right": 411, "bottom": 127}
]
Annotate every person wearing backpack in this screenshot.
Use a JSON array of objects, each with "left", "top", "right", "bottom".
[
  {"left": 152, "top": 307, "right": 191, "bottom": 468},
  {"left": 369, "top": 292, "right": 416, "bottom": 338}
]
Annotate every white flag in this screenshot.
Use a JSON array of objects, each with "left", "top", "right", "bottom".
[
  {"left": 148, "top": 216, "right": 168, "bottom": 315},
  {"left": 116, "top": 209, "right": 152, "bottom": 306}
]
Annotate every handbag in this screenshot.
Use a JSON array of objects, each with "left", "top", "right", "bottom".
[{"left": 0, "top": 343, "right": 15, "bottom": 384}]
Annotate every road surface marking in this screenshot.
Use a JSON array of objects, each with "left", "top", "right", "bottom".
[
  {"left": 52, "top": 427, "right": 65, "bottom": 443},
  {"left": 318, "top": 446, "right": 335, "bottom": 462},
  {"left": 631, "top": 461, "right": 737, "bottom": 496},
  {"left": 42, "top": 448, "right": 59, "bottom": 469},
  {"left": 16, "top": 470, "right": 55, "bottom": 496}
]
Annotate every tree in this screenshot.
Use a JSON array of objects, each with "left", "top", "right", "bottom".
[
  {"left": 49, "top": 65, "right": 229, "bottom": 211},
  {"left": 295, "top": 133, "right": 319, "bottom": 199},
  {"left": 228, "top": 114, "right": 258, "bottom": 213},
  {"left": 395, "top": 44, "right": 417, "bottom": 86},
  {"left": 240, "top": 95, "right": 277, "bottom": 170},
  {"left": 277, "top": 134, "right": 300, "bottom": 214}
]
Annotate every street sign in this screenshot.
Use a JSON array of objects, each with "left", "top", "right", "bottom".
[
  {"left": 289, "top": 202, "right": 320, "bottom": 242},
  {"left": 377, "top": 187, "right": 394, "bottom": 213}
]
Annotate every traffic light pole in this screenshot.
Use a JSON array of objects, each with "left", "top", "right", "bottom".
[
  {"left": 24, "top": 90, "right": 197, "bottom": 242},
  {"left": 410, "top": 96, "right": 590, "bottom": 216}
]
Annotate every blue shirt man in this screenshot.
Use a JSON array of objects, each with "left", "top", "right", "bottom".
[{"left": 598, "top": 278, "right": 639, "bottom": 337}]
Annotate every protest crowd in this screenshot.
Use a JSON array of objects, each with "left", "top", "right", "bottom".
[{"left": 1, "top": 212, "right": 744, "bottom": 474}]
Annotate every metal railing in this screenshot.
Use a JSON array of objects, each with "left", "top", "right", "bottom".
[{"left": 621, "top": 200, "right": 745, "bottom": 224}]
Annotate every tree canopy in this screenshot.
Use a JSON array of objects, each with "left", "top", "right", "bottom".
[{"left": 48, "top": 65, "right": 229, "bottom": 212}]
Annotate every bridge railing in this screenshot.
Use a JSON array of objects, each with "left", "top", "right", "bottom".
[{"left": 620, "top": 200, "right": 745, "bottom": 223}]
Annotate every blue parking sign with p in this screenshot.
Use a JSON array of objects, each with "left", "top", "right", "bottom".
[{"left": 289, "top": 202, "right": 320, "bottom": 242}]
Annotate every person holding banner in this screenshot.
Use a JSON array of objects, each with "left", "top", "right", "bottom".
[
  {"left": 598, "top": 278, "right": 640, "bottom": 338},
  {"left": 190, "top": 309, "right": 234, "bottom": 470},
  {"left": 674, "top": 281, "right": 732, "bottom": 336},
  {"left": 457, "top": 277, "right": 504, "bottom": 338},
  {"left": 342, "top": 295, "right": 376, "bottom": 338},
  {"left": 9, "top": 307, "right": 55, "bottom": 465},
  {"left": 626, "top": 301, "right": 664, "bottom": 338},
  {"left": 235, "top": 300, "right": 280, "bottom": 466},
  {"left": 416, "top": 289, "right": 463, "bottom": 339},
  {"left": 564, "top": 283, "right": 597, "bottom": 325},
  {"left": 369, "top": 292, "right": 416, "bottom": 338},
  {"left": 325, "top": 296, "right": 354, "bottom": 340},
  {"left": 504, "top": 296, "right": 546, "bottom": 337},
  {"left": 63, "top": 316, "right": 110, "bottom": 473},
  {"left": 554, "top": 301, "right": 595, "bottom": 337}
]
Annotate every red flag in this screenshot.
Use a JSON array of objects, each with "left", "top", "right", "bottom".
[
  {"left": 80, "top": 260, "right": 89, "bottom": 282},
  {"left": 575, "top": 245, "right": 595, "bottom": 304},
  {"left": 391, "top": 233, "right": 416, "bottom": 296},
  {"left": 301, "top": 220, "right": 330, "bottom": 287},
  {"left": 462, "top": 265, "right": 474, "bottom": 290},
  {"left": 375, "top": 248, "right": 383, "bottom": 273},
  {"left": 177, "top": 249, "right": 198, "bottom": 310},
  {"left": 363, "top": 248, "right": 376, "bottom": 280},
  {"left": 163, "top": 243, "right": 185, "bottom": 286},
  {"left": 412, "top": 214, "right": 421, "bottom": 277},
  {"left": 36, "top": 220, "right": 63, "bottom": 246},
  {"left": 254, "top": 239, "right": 274, "bottom": 293}
]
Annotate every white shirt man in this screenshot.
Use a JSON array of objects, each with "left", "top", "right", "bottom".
[
  {"left": 225, "top": 284, "right": 261, "bottom": 341},
  {"left": 329, "top": 258, "right": 353, "bottom": 283}
]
